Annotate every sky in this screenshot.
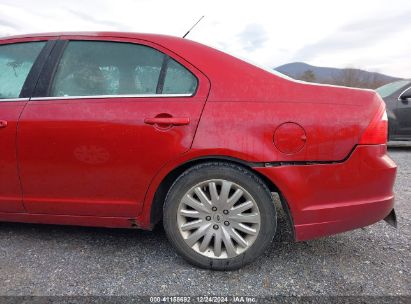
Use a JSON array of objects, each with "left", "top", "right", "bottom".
[{"left": 1, "top": 0, "right": 410, "bottom": 78}]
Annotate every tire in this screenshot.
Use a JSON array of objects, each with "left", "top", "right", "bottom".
[{"left": 163, "top": 162, "right": 277, "bottom": 270}]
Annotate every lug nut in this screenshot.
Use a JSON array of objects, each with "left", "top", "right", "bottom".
[
  {"left": 224, "top": 221, "right": 230, "bottom": 226},
  {"left": 223, "top": 210, "right": 229, "bottom": 215},
  {"left": 213, "top": 224, "right": 219, "bottom": 230},
  {"left": 205, "top": 216, "right": 211, "bottom": 221},
  {"left": 212, "top": 206, "right": 217, "bottom": 211}
]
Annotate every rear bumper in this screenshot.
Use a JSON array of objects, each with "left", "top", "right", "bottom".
[{"left": 255, "top": 145, "right": 397, "bottom": 241}]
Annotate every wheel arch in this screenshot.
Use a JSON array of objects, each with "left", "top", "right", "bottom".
[{"left": 148, "top": 156, "right": 294, "bottom": 238}]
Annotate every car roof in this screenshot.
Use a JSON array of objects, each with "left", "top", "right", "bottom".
[{"left": 0, "top": 31, "right": 182, "bottom": 43}]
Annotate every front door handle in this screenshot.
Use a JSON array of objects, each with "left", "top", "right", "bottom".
[
  {"left": 0, "top": 120, "right": 7, "bottom": 128},
  {"left": 144, "top": 117, "right": 190, "bottom": 126}
]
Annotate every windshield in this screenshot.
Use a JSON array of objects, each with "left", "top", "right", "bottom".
[
  {"left": 376, "top": 80, "right": 411, "bottom": 98},
  {"left": 207, "top": 43, "right": 293, "bottom": 81},
  {"left": 237, "top": 56, "right": 293, "bottom": 80}
]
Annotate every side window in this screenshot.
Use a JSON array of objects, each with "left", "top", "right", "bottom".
[
  {"left": 163, "top": 58, "right": 198, "bottom": 94},
  {"left": 50, "top": 40, "right": 198, "bottom": 97},
  {"left": 0, "top": 41, "right": 45, "bottom": 99},
  {"left": 51, "top": 41, "right": 165, "bottom": 97}
]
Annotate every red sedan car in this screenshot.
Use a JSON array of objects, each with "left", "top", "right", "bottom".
[{"left": 0, "top": 32, "right": 397, "bottom": 270}]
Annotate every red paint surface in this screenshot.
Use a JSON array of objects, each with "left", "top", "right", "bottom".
[
  {"left": 0, "top": 102, "right": 26, "bottom": 212},
  {"left": 255, "top": 145, "right": 396, "bottom": 240},
  {"left": 18, "top": 96, "right": 208, "bottom": 216},
  {"left": 0, "top": 32, "right": 397, "bottom": 241},
  {"left": 274, "top": 122, "right": 306, "bottom": 154}
]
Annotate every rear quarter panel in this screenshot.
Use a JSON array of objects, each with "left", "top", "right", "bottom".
[{"left": 193, "top": 97, "right": 371, "bottom": 162}]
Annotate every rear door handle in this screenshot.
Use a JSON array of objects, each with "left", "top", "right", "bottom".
[
  {"left": 0, "top": 120, "right": 7, "bottom": 128},
  {"left": 144, "top": 117, "right": 190, "bottom": 126}
]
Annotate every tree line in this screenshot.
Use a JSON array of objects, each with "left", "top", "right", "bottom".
[{"left": 297, "top": 69, "right": 392, "bottom": 89}]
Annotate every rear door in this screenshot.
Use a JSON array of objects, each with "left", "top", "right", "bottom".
[
  {"left": 18, "top": 36, "right": 210, "bottom": 217},
  {"left": 0, "top": 39, "right": 50, "bottom": 212}
]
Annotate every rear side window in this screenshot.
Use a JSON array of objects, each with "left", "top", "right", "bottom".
[
  {"left": 163, "top": 58, "right": 198, "bottom": 94},
  {"left": 50, "top": 41, "right": 197, "bottom": 97},
  {"left": 0, "top": 41, "right": 45, "bottom": 99}
]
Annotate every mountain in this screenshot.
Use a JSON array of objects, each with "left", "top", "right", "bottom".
[{"left": 274, "top": 62, "right": 401, "bottom": 88}]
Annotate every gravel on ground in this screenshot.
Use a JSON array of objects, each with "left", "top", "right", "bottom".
[{"left": 0, "top": 148, "right": 409, "bottom": 297}]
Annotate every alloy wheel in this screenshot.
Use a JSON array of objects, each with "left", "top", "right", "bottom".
[{"left": 177, "top": 179, "right": 261, "bottom": 259}]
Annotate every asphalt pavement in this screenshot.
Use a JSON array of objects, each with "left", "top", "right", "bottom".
[{"left": 0, "top": 148, "right": 409, "bottom": 298}]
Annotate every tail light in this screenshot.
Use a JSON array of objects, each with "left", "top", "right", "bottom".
[{"left": 359, "top": 103, "right": 388, "bottom": 144}]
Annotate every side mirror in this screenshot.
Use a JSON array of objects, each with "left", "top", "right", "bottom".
[{"left": 399, "top": 87, "right": 411, "bottom": 101}]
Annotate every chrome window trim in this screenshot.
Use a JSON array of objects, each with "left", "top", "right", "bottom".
[
  {"left": 397, "top": 86, "right": 411, "bottom": 101},
  {"left": 30, "top": 93, "right": 193, "bottom": 101},
  {"left": 0, "top": 98, "right": 30, "bottom": 102}
]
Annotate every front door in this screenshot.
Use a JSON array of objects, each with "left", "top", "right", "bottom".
[
  {"left": 18, "top": 38, "right": 209, "bottom": 217},
  {"left": 0, "top": 41, "right": 46, "bottom": 212}
]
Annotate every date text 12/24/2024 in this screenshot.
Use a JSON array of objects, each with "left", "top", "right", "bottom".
[{"left": 149, "top": 296, "right": 257, "bottom": 303}]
